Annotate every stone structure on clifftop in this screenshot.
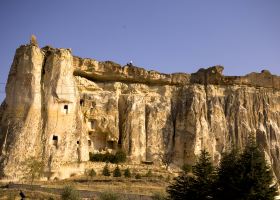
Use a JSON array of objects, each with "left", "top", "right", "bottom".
[{"left": 0, "top": 40, "right": 280, "bottom": 180}]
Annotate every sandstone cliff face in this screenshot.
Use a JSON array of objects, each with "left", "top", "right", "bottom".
[{"left": 0, "top": 43, "right": 279, "bottom": 180}]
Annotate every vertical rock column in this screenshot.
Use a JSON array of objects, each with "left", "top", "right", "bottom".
[
  {"left": 41, "top": 48, "right": 87, "bottom": 172},
  {"left": 119, "top": 95, "right": 146, "bottom": 163},
  {"left": 0, "top": 45, "right": 44, "bottom": 178}
]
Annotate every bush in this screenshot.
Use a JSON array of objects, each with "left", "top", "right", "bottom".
[
  {"left": 89, "top": 150, "right": 127, "bottom": 164},
  {"left": 166, "top": 175, "right": 171, "bottom": 182},
  {"left": 135, "top": 173, "right": 141, "bottom": 179},
  {"left": 102, "top": 163, "right": 111, "bottom": 176},
  {"left": 146, "top": 169, "right": 152, "bottom": 177},
  {"left": 113, "top": 150, "right": 127, "bottom": 163},
  {"left": 89, "top": 169, "right": 96, "bottom": 177},
  {"left": 158, "top": 174, "right": 164, "bottom": 179},
  {"left": 61, "top": 186, "right": 81, "bottom": 200},
  {"left": 89, "top": 152, "right": 114, "bottom": 162},
  {"left": 151, "top": 192, "right": 167, "bottom": 200},
  {"left": 181, "top": 164, "right": 192, "bottom": 173},
  {"left": 167, "top": 150, "right": 215, "bottom": 200},
  {"left": 99, "top": 191, "right": 119, "bottom": 200},
  {"left": 113, "top": 166, "right": 122, "bottom": 177},
  {"left": 124, "top": 168, "right": 131, "bottom": 178}
]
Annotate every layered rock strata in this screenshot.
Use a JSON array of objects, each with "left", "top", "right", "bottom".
[{"left": 0, "top": 42, "right": 279, "bottom": 180}]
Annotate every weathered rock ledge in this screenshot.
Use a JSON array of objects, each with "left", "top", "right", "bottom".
[{"left": 73, "top": 55, "right": 280, "bottom": 89}]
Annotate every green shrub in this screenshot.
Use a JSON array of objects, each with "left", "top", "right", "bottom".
[
  {"left": 7, "top": 193, "right": 16, "bottom": 200},
  {"left": 113, "top": 166, "right": 122, "bottom": 177},
  {"left": 61, "top": 186, "right": 81, "bottom": 200},
  {"left": 113, "top": 150, "right": 127, "bottom": 163},
  {"left": 151, "top": 192, "right": 167, "bottom": 200},
  {"left": 135, "top": 173, "right": 141, "bottom": 179},
  {"left": 102, "top": 163, "right": 111, "bottom": 176},
  {"left": 99, "top": 191, "right": 119, "bottom": 200},
  {"left": 124, "top": 168, "right": 131, "bottom": 178},
  {"left": 89, "top": 150, "right": 127, "bottom": 164},
  {"left": 88, "top": 168, "right": 96, "bottom": 178},
  {"left": 181, "top": 164, "right": 192, "bottom": 173},
  {"left": 146, "top": 169, "right": 152, "bottom": 177},
  {"left": 166, "top": 175, "right": 171, "bottom": 182}
]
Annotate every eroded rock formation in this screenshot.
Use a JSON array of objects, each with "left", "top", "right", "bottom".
[{"left": 0, "top": 42, "right": 280, "bottom": 180}]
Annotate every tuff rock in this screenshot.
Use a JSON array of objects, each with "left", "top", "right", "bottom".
[{"left": 0, "top": 43, "right": 280, "bottom": 180}]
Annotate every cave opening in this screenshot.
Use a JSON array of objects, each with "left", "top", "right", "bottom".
[
  {"left": 64, "top": 105, "right": 69, "bottom": 114},
  {"left": 52, "top": 135, "right": 58, "bottom": 148},
  {"left": 80, "top": 99, "right": 84, "bottom": 106}
]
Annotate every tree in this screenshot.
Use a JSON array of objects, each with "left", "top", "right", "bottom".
[
  {"left": 216, "top": 139, "right": 278, "bottom": 200},
  {"left": 181, "top": 164, "right": 192, "bottom": 174},
  {"left": 189, "top": 150, "right": 216, "bottom": 199},
  {"left": 113, "top": 166, "right": 122, "bottom": 177},
  {"left": 135, "top": 173, "right": 141, "bottom": 179},
  {"left": 88, "top": 168, "right": 96, "bottom": 178},
  {"left": 85, "top": 169, "right": 96, "bottom": 187},
  {"left": 167, "top": 139, "right": 279, "bottom": 200},
  {"left": 167, "top": 173, "right": 197, "bottom": 200},
  {"left": 237, "top": 140, "right": 277, "bottom": 200},
  {"left": 156, "top": 150, "right": 174, "bottom": 170},
  {"left": 102, "top": 163, "right": 111, "bottom": 176},
  {"left": 167, "top": 150, "right": 215, "bottom": 200},
  {"left": 215, "top": 149, "right": 242, "bottom": 200},
  {"left": 124, "top": 168, "right": 131, "bottom": 178},
  {"left": 22, "top": 156, "right": 44, "bottom": 186}
]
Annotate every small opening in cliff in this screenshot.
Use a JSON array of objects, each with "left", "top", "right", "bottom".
[
  {"left": 64, "top": 105, "right": 69, "bottom": 114},
  {"left": 91, "top": 102, "right": 96, "bottom": 108},
  {"left": 89, "top": 120, "right": 95, "bottom": 130},
  {"left": 88, "top": 140, "right": 91, "bottom": 146},
  {"left": 52, "top": 135, "right": 58, "bottom": 147},
  {"left": 77, "top": 140, "right": 80, "bottom": 144},
  {"left": 80, "top": 99, "right": 84, "bottom": 106}
]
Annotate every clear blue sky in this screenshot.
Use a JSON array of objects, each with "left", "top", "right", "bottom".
[{"left": 0, "top": 0, "right": 279, "bottom": 100}]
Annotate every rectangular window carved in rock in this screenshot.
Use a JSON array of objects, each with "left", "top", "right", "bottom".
[
  {"left": 90, "top": 121, "right": 95, "bottom": 129},
  {"left": 52, "top": 135, "right": 58, "bottom": 148},
  {"left": 64, "top": 105, "right": 68, "bottom": 114}
]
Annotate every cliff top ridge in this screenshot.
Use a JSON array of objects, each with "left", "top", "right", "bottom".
[{"left": 17, "top": 42, "right": 280, "bottom": 89}]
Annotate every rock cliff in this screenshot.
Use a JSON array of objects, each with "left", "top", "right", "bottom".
[{"left": 0, "top": 41, "right": 280, "bottom": 180}]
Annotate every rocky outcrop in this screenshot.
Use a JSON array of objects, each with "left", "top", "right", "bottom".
[{"left": 0, "top": 41, "right": 280, "bottom": 181}]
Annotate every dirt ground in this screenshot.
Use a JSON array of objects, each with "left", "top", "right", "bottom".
[{"left": 0, "top": 175, "right": 170, "bottom": 200}]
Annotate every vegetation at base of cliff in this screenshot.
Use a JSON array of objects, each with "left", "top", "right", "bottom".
[
  {"left": 113, "top": 166, "right": 122, "bottom": 177},
  {"left": 102, "top": 163, "right": 111, "bottom": 176},
  {"left": 61, "top": 186, "right": 81, "bottom": 200},
  {"left": 124, "top": 168, "right": 131, "bottom": 178},
  {"left": 167, "top": 139, "right": 278, "bottom": 200},
  {"left": 21, "top": 156, "right": 44, "bottom": 186},
  {"left": 89, "top": 150, "right": 127, "bottom": 163},
  {"left": 99, "top": 191, "right": 120, "bottom": 200}
]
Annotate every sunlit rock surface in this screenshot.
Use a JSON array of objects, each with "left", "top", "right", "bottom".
[{"left": 0, "top": 42, "right": 280, "bottom": 180}]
